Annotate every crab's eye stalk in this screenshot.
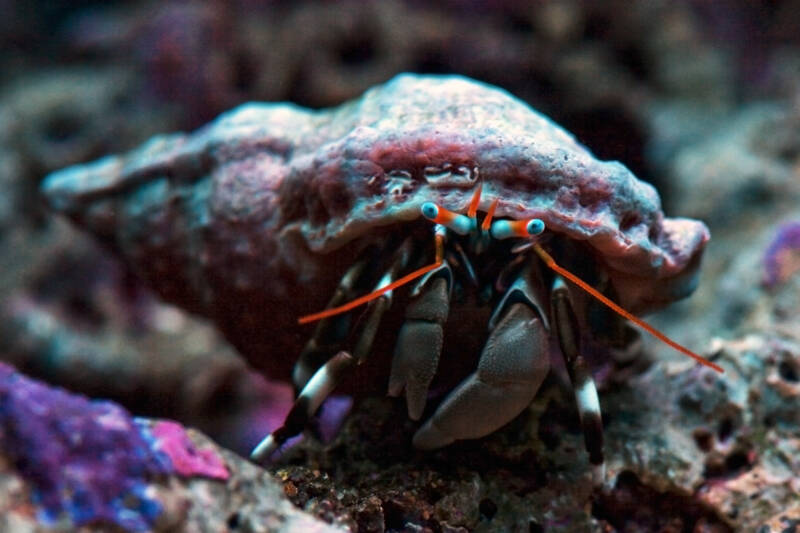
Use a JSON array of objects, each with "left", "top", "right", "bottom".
[
  {"left": 421, "top": 202, "right": 473, "bottom": 235},
  {"left": 421, "top": 202, "right": 438, "bottom": 219},
  {"left": 490, "top": 218, "right": 545, "bottom": 240},
  {"left": 527, "top": 219, "right": 545, "bottom": 235}
]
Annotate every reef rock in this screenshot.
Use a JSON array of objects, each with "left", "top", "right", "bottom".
[{"left": 0, "top": 362, "right": 342, "bottom": 532}]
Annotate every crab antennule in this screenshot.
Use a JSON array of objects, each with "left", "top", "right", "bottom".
[
  {"left": 467, "top": 184, "right": 482, "bottom": 219},
  {"left": 481, "top": 199, "right": 500, "bottom": 231},
  {"left": 421, "top": 202, "right": 473, "bottom": 235},
  {"left": 531, "top": 243, "right": 723, "bottom": 374},
  {"left": 491, "top": 218, "right": 545, "bottom": 240},
  {"left": 298, "top": 229, "right": 445, "bottom": 325}
]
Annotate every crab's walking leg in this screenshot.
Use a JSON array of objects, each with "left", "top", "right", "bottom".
[
  {"left": 252, "top": 241, "right": 413, "bottom": 463},
  {"left": 251, "top": 350, "right": 355, "bottom": 462},
  {"left": 292, "top": 256, "right": 372, "bottom": 390},
  {"left": 412, "top": 266, "right": 550, "bottom": 448},
  {"left": 551, "top": 275, "right": 605, "bottom": 487},
  {"left": 389, "top": 263, "right": 452, "bottom": 420}
]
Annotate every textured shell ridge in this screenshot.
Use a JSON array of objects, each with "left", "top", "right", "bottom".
[{"left": 41, "top": 73, "right": 709, "bottom": 328}]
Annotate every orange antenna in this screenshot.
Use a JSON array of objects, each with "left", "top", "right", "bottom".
[
  {"left": 298, "top": 231, "right": 444, "bottom": 325},
  {"left": 481, "top": 199, "right": 499, "bottom": 231},
  {"left": 531, "top": 243, "right": 723, "bottom": 373},
  {"left": 467, "top": 184, "right": 482, "bottom": 219}
]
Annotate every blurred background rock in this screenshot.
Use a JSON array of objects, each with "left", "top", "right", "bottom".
[{"left": 1, "top": 1, "right": 800, "bottom": 531}]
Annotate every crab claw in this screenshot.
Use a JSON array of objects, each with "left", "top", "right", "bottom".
[
  {"left": 389, "top": 266, "right": 452, "bottom": 420},
  {"left": 412, "top": 301, "right": 549, "bottom": 449}
]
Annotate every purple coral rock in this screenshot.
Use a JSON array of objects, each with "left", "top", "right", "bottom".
[
  {"left": 0, "top": 363, "right": 165, "bottom": 530},
  {"left": 764, "top": 221, "right": 800, "bottom": 287},
  {"left": 0, "top": 363, "right": 227, "bottom": 531}
]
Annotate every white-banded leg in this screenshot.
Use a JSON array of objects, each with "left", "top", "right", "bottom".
[
  {"left": 388, "top": 262, "right": 453, "bottom": 420},
  {"left": 251, "top": 351, "right": 355, "bottom": 462},
  {"left": 551, "top": 275, "right": 605, "bottom": 487},
  {"left": 412, "top": 265, "right": 550, "bottom": 449},
  {"left": 583, "top": 278, "right": 643, "bottom": 367},
  {"left": 252, "top": 241, "right": 413, "bottom": 463},
  {"left": 292, "top": 256, "right": 372, "bottom": 390}
]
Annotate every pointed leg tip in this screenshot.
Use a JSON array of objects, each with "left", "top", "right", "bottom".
[
  {"left": 292, "top": 367, "right": 311, "bottom": 391},
  {"left": 250, "top": 434, "right": 277, "bottom": 463},
  {"left": 387, "top": 381, "right": 404, "bottom": 397},
  {"left": 412, "top": 421, "right": 454, "bottom": 450},
  {"left": 406, "top": 392, "right": 426, "bottom": 421},
  {"left": 591, "top": 464, "right": 606, "bottom": 489}
]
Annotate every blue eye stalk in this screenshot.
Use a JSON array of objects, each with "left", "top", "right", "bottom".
[
  {"left": 420, "top": 202, "right": 474, "bottom": 235},
  {"left": 489, "top": 218, "right": 545, "bottom": 240},
  {"left": 421, "top": 200, "right": 545, "bottom": 241}
]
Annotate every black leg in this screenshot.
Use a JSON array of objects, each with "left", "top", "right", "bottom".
[
  {"left": 252, "top": 351, "right": 355, "bottom": 462},
  {"left": 254, "top": 240, "right": 414, "bottom": 463}
]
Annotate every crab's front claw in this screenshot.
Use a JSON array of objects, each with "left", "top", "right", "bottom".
[
  {"left": 389, "top": 266, "right": 452, "bottom": 420},
  {"left": 412, "top": 301, "right": 549, "bottom": 449}
]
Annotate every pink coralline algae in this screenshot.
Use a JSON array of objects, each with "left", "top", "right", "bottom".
[
  {"left": 0, "top": 362, "right": 228, "bottom": 531},
  {"left": 763, "top": 221, "right": 800, "bottom": 287},
  {"left": 148, "top": 420, "right": 230, "bottom": 480}
]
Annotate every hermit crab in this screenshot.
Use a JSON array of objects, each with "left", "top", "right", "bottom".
[{"left": 42, "top": 74, "right": 715, "bottom": 483}]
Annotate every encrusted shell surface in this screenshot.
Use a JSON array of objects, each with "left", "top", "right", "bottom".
[{"left": 42, "top": 74, "right": 709, "bottom": 378}]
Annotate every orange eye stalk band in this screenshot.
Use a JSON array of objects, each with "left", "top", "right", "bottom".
[{"left": 421, "top": 203, "right": 473, "bottom": 235}]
